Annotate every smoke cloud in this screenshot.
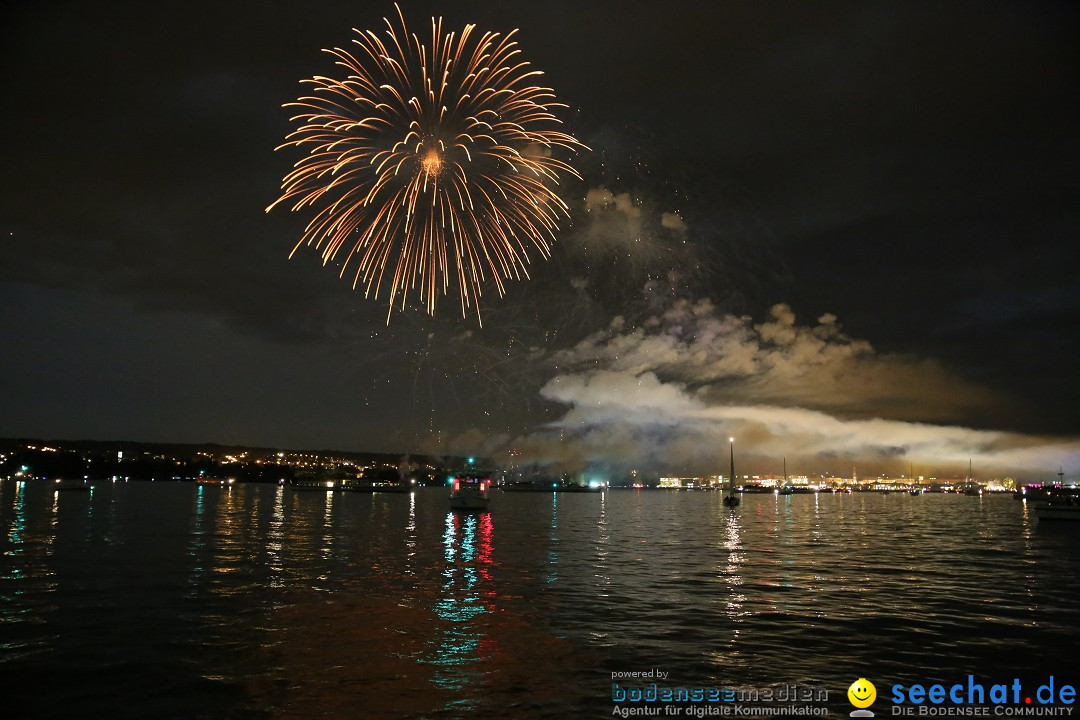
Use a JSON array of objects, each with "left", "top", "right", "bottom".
[{"left": 511, "top": 300, "right": 1079, "bottom": 478}]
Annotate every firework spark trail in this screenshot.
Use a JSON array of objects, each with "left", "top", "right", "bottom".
[{"left": 267, "top": 4, "right": 586, "bottom": 324}]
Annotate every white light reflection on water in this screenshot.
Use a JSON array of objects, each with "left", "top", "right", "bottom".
[
  {"left": 548, "top": 492, "right": 559, "bottom": 585},
  {"left": 186, "top": 485, "right": 207, "bottom": 597},
  {"left": 1, "top": 481, "right": 28, "bottom": 595},
  {"left": 404, "top": 490, "right": 417, "bottom": 577},
  {"left": 320, "top": 490, "right": 334, "bottom": 561},
  {"left": 6, "top": 481, "right": 26, "bottom": 557},
  {"left": 722, "top": 503, "right": 746, "bottom": 620},
  {"left": 595, "top": 489, "right": 610, "bottom": 598},
  {"left": 214, "top": 481, "right": 243, "bottom": 581},
  {"left": 267, "top": 484, "right": 285, "bottom": 588}
]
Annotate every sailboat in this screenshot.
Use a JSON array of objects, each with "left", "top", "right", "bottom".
[
  {"left": 777, "top": 458, "right": 794, "bottom": 495},
  {"left": 723, "top": 438, "right": 740, "bottom": 508},
  {"left": 909, "top": 463, "right": 923, "bottom": 495},
  {"left": 1033, "top": 468, "right": 1080, "bottom": 520},
  {"left": 963, "top": 459, "right": 983, "bottom": 496}
]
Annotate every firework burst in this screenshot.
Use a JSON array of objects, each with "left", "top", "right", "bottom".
[{"left": 267, "top": 4, "right": 586, "bottom": 323}]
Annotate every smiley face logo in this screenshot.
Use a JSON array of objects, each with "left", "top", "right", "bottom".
[{"left": 848, "top": 678, "right": 876, "bottom": 709}]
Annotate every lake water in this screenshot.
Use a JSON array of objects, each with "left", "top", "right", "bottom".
[{"left": 2, "top": 481, "right": 1078, "bottom": 719}]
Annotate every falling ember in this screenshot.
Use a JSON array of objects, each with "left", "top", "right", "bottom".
[{"left": 267, "top": 4, "right": 587, "bottom": 324}]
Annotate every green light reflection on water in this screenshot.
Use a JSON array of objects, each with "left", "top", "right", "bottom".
[
  {"left": 4, "top": 482, "right": 27, "bottom": 585},
  {"left": 425, "top": 510, "right": 496, "bottom": 709}
]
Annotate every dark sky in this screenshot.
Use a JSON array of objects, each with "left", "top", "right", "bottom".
[{"left": 2, "top": 1, "right": 1077, "bottom": 465}]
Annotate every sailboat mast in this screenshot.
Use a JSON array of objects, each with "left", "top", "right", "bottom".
[{"left": 729, "top": 439, "right": 735, "bottom": 493}]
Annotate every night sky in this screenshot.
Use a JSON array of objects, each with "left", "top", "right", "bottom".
[{"left": 3, "top": 1, "right": 1077, "bottom": 476}]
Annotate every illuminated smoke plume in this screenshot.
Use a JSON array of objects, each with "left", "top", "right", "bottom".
[{"left": 510, "top": 300, "right": 1079, "bottom": 477}]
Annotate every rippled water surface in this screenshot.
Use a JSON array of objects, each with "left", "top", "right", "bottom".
[{"left": 2, "top": 481, "right": 1078, "bottom": 718}]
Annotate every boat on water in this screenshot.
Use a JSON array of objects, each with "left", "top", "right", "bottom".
[
  {"left": 722, "top": 438, "right": 740, "bottom": 508},
  {"left": 1019, "top": 469, "right": 1074, "bottom": 501},
  {"left": 1017, "top": 483, "right": 1053, "bottom": 501},
  {"left": 551, "top": 482, "right": 602, "bottom": 492},
  {"left": 291, "top": 464, "right": 371, "bottom": 492},
  {"left": 961, "top": 459, "right": 983, "bottom": 495},
  {"left": 502, "top": 479, "right": 602, "bottom": 492},
  {"left": 775, "top": 457, "right": 794, "bottom": 495},
  {"left": 345, "top": 466, "right": 411, "bottom": 493},
  {"left": 289, "top": 478, "right": 337, "bottom": 491},
  {"left": 1033, "top": 499, "right": 1080, "bottom": 521},
  {"left": 450, "top": 473, "right": 491, "bottom": 511},
  {"left": 908, "top": 463, "right": 923, "bottom": 495},
  {"left": 1031, "top": 470, "right": 1080, "bottom": 521},
  {"left": 54, "top": 478, "right": 90, "bottom": 492},
  {"left": 197, "top": 477, "right": 235, "bottom": 487}
]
